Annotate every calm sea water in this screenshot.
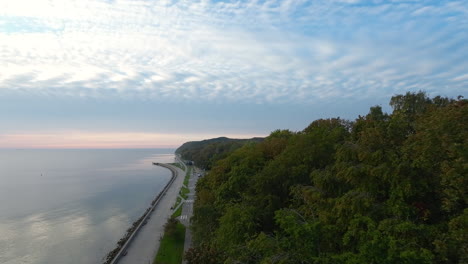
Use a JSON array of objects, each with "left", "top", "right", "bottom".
[{"left": 0, "top": 149, "right": 174, "bottom": 264}]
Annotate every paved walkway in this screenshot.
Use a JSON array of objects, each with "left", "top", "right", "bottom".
[
  {"left": 179, "top": 167, "right": 201, "bottom": 264},
  {"left": 118, "top": 164, "right": 185, "bottom": 264}
]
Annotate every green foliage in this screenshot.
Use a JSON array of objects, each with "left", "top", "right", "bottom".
[
  {"left": 183, "top": 166, "right": 192, "bottom": 186},
  {"left": 186, "top": 92, "right": 467, "bottom": 264},
  {"left": 215, "top": 204, "right": 258, "bottom": 253},
  {"left": 172, "top": 204, "right": 183, "bottom": 218},
  {"left": 164, "top": 217, "right": 179, "bottom": 237},
  {"left": 175, "top": 137, "right": 264, "bottom": 169},
  {"left": 173, "top": 196, "right": 182, "bottom": 210},
  {"left": 180, "top": 186, "right": 190, "bottom": 200},
  {"left": 185, "top": 243, "right": 224, "bottom": 264},
  {"left": 154, "top": 219, "right": 186, "bottom": 264}
]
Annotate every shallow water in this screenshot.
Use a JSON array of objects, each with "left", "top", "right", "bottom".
[{"left": 0, "top": 149, "right": 174, "bottom": 264}]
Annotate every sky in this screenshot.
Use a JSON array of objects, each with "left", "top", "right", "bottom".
[{"left": 0, "top": 0, "right": 467, "bottom": 148}]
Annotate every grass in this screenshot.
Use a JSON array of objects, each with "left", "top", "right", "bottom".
[
  {"left": 183, "top": 166, "right": 192, "bottom": 186},
  {"left": 172, "top": 204, "right": 183, "bottom": 218},
  {"left": 154, "top": 221, "right": 186, "bottom": 264},
  {"left": 173, "top": 196, "right": 182, "bottom": 209},
  {"left": 178, "top": 166, "right": 192, "bottom": 200},
  {"left": 180, "top": 186, "right": 190, "bottom": 200},
  {"left": 152, "top": 163, "right": 192, "bottom": 264}
]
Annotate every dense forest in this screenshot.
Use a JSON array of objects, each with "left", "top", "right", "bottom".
[
  {"left": 185, "top": 92, "right": 467, "bottom": 264},
  {"left": 176, "top": 137, "right": 264, "bottom": 169}
]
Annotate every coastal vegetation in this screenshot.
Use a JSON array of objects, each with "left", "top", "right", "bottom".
[
  {"left": 180, "top": 186, "right": 190, "bottom": 200},
  {"left": 173, "top": 166, "right": 192, "bottom": 208},
  {"left": 176, "top": 137, "right": 264, "bottom": 169},
  {"left": 173, "top": 196, "right": 183, "bottom": 211},
  {"left": 184, "top": 166, "right": 192, "bottom": 186},
  {"left": 172, "top": 204, "right": 183, "bottom": 219},
  {"left": 156, "top": 163, "right": 190, "bottom": 264},
  {"left": 184, "top": 92, "right": 467, "bottom": 264},
  {"left": 154, "top": 218, "right": 186, "bottom": 264}
]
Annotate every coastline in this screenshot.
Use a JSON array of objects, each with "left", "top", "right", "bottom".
[
  {"left": 104, "top": 162, "right": 179, "bottom": 264},
  {"left": 115, "top": 160, "right": 186, "bottom": 264}
]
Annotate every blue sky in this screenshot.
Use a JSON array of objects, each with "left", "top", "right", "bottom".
[{"left": 0, "top": 0, "right": 467, "bottom": 148}]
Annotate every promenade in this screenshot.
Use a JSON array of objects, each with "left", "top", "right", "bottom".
[
  {"left": 178, "top": 167, "right": 201, "bottom": 263},
  {"left": 118, "top": 164, "right": 185, "bottom": 264}
]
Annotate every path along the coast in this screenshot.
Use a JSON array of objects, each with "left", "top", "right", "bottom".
[
  {"left": 118, "top": 164, "right": 185, "bottom": 264},
  {"left": 178, "top": 166, "right": 202, "bottom": 263}
]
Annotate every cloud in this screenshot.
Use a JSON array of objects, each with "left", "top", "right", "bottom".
[
  {"left": 0, "top": 0, "right": 466, "bottom": 103},
  {"left": 453, "top": 73, "right": 468, "bottom": 82}
]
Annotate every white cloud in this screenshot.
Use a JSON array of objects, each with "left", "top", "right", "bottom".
[
  {"left": 0, "top": 0, "right": 466, "bottom": 103},
  {"left": 453, "top": 73, "right": 468, "bottom": 82}
]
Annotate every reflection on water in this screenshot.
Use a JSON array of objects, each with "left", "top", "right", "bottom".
[{"left": 0, "top": 149, "right": 174, "bottom": 264}]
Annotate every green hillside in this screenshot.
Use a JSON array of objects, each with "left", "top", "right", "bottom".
[
  {"left": 185, "top": 92, "right": 467, "bottom": 264},
  {"left": 176, "top": 137, "right": 264, "bottom": 169}
]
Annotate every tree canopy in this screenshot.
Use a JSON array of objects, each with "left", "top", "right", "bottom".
[
  {"left": 176, "top": 137, "right": 264, "bottom": 169},
  {"left": 186, "top": 92, "right": 467, "bottom": 264}
]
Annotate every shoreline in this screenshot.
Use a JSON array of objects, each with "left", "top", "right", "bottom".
[{"left": 104, "top": 163, "right": 179, "bottom": 264}]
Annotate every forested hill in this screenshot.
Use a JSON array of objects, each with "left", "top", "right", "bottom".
[
  {"left": 175, "top": 137, "right": 264, "bottom": 169},
  {"left": 185, "top": 92, "right": 467, "bottom": 264}
]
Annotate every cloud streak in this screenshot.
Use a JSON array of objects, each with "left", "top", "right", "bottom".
[{"left": 0, "top": 0, "right": 466, "bottom": 103}]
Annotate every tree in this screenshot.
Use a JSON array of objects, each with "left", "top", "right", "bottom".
[{"left": 187, "top": 92, "right": 467, "bottom": 264}]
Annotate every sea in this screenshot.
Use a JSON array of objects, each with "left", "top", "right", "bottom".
[{"left": 0, "top": 149, "right": 175, "bottom": 264}]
